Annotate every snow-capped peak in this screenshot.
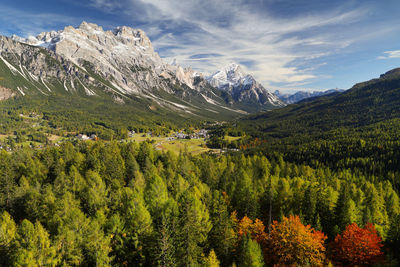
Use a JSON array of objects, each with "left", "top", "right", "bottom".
[
  {"left": 206, "top": 63, "right": 285, "bottom": 108},
  {"left": 207, "top": 63, "right": 256, "bottom": 90},
  {"left": 207, "top": 63, "right": 248, "bottom": 89}
]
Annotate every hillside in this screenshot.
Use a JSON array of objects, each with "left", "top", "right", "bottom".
[
  {"left": 0, "top": 22, "right": 285, "bottom": 137},
  {"left": 242, "top": 68, "right": 400, "bottom": 136},
  {"left": 225, "top": 69, "right": 400, "bottom": 189}
]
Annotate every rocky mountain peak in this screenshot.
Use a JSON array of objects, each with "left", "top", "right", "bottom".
[
  {"left": 207, "top": 63, "right": 247, "bottom": 88},
  {"left": 78, "top": 21, "right": 103, "bottom": 31},
  {"left": 207, "top": 63, "right": 284, "bottom": 110},
  {"left": 2, "top": 22, "right": 284, "bottom": 114}
]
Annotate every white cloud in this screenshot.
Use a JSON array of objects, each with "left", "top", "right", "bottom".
[
  {"left": 110, "top": 0, "right": 367, "bottom": 88},
  {"left": 377, "top": 50, "right": 400, "bottom": 60},
  {"left": 3, "top": 0, "right": 383, "bottom": 91}
]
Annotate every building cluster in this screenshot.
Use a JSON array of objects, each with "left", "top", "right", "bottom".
[
  {"left": 128, "top": 130, "right": 136, "bottom": 138},
  {"left": 76, "top": 134, "right": 98, "bottom": 141},
  {"left": 171, "top": 129, "right": 209, "bottom": 140}
]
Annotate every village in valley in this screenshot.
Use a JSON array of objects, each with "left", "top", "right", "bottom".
[
  {"left": 0, "top": 110, "right": 240, "bottom": 155},
  {"left": 69, "top": 128, "right": 212, "bottom": 155}
]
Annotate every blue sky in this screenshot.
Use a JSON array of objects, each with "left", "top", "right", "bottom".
[{"left": 1, "top": 0, "right": 400, "bottom": 93}]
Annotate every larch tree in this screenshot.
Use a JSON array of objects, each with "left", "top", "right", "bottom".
[
  {"left": 204, "top": 249, "right": 220, "bottom": 267},
  {"left": 13, "top": 220, "right": 58, "bottom": 267},
  {"left": 0, "top": 211, "right": 16, "bottom": 266},
  {"left": 239, "top": 235, "right": 265, "bottom": 267},
  {"left": 177, "top": 187, "right": 212, "bottom": 266}
]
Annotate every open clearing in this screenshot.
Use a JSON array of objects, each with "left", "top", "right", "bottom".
[{"left": 128, "top": 135, "right": 214, "bottom": 155}]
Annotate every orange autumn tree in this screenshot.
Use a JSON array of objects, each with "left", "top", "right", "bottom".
[
  {"left": 236, "top": 215, "right": 269, "bottom": 266},
  {"left": 331, "top": 222, "right": 383, "bottom": 266},
  {"left": 237, "top": 216, "right": 268, "bottom": 244},
  {"left": 266, "top": 215, "right": 327, "bottom": 266}
]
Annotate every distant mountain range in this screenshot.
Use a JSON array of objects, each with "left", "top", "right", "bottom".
[
  {"left": 274, "top": 89, "right": 345, "bottom": 104},
  {"left": 0, "top": 22, "right": 283, "bottom": 122}
]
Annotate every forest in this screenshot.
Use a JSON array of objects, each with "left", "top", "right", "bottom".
[
  {"left": 0, "top": 69, "right": 399, "bottom": 266},
  {"left": 0, "top": 140, "right": 398, "bottom": 266}
]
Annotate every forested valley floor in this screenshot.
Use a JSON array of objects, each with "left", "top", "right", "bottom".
[{"left": 0, "top": 140, "right": 398, "bottom": 266}]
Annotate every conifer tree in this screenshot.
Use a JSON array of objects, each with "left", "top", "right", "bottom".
[
  {"left": 177, "top": 188, "right": 212, "bottom": 266},
  {"left": 204, "top": 249, "right": 220, "bottom": 267},
  {"left": 13, "top": 220, "right": 58, "bottom": 266},
  {"left": 0, "top": 211, "right": 16, "bottom": 266},
  {"left": 239, "top": 235, "right": 264, "bottom": 267}
]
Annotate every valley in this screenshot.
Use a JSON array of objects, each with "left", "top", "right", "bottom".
[{"left": 0, "top": 9, "right": 399, "bottom": 266}]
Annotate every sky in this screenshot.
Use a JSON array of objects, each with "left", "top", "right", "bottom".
[{"left": 1, "top": 0, "right": 400, "bottom": 93}]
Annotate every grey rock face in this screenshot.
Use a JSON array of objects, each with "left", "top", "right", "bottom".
[
  {"left": 12, "top": 22, "right": 194, "bottom": 96},
  {"left": 207, "top": 63, "right": 285, "bottom": 109},
  {"left": 1, "top": 22, "right": 283, "bottom": 115}
]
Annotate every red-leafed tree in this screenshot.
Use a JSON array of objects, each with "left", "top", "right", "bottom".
[{"left": 331, "top": 222, "right": 383, "bottom": 266}]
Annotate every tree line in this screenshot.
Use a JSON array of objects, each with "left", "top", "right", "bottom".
[{"left": 0, "top": 140, "right": 398, "bottom": 266}]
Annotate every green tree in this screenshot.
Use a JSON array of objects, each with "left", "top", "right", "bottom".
[
  {"left": 0, "top": 211, "right": 16, "bottom": 266},
  {"left": 13, "top": 220, "right": 58, "bottom": 267},
  {"left": 204, "top": 249, "right": 220, "bottom": 267},
  {"left": 177, "top": 187, "right": 212, "bottom": 266},
  {"left": 208, "top": 191, "right": 236, "bottom": 266},
  {"left": 0, "top": 151, "right": 16, "bottom": 209},
  {"left": 334, "top": 185, "right": 360, "bottom": 232},
  {"left": 239, "top": 235, "right": 264, "bottom": 267},
  {"left": 84, "top": 219, "right": 112, "bottom": 267},
  {"left": 155, "top": 199, "right": 179, "bottom": 267},
  {"left": 83, "top": 170, "right": 108, "bottom": 216},
  {"left": 117, "top": 187, "right": 153, "bottom": 265}
]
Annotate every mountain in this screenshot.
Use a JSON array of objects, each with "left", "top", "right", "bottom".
[
  {"left": 240, "top": 67, "right": 400, "bottom": 137},
  {"left": 207, "top": 63, "right": 284, "bottom": 112},
  {"left": 274, "top": 89, "right": 344, "bottom": 104},
  {"left": 0, "top": 21, "right": 287, "bottom": 129},
  {"left": 1, "top": 22, "right": 262, "bottom": 127}
]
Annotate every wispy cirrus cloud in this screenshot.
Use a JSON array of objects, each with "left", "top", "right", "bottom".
[
  {"left": 377, "top": 50, "right": 400, "bottom": 60},
  {"left": 2, "top": 0, "right": 395, "bottom": 91},
  {"left": 87, "top": 0, "right": 372, "bottom": 88}
]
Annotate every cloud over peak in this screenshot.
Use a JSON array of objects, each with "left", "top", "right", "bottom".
[
  {"left": 98, "top": 0, "right": 368, "bottom": 88},
  {"left": 3, "top": 0, "right": 399, "bottom": 92}
]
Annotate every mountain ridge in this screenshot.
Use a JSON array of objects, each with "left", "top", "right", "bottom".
[
  {"left": 207, "top": 63, "right": 284, "bottom": 111},
  {"left": 274, "top": 89, "right": 345, "bottom": 104},
  {"left": 4, "top": 22, "right": 283, "bottom": 116},
  {"left": 240, "top": 67, "right": 400, "bottom": 138},
  {"left": 1, "top": 23, "right": 252, "bottom": 122}
]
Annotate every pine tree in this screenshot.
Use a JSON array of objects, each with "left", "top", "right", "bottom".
[
  {"left": 204, "top": 249, "right": 220, "bottom": 267},
  {"left": 177, "top": 188, "right": 212, "bottom": 266},
  {"left": 239, "top": 235, "right": 264, "bottom": 267},
  {"left": 335, "top": 185, "right": 360, "bottom": 231},
  {"left": 0, "top": 211, "right": 16, "bottom": 266},
  {"left": 208, "top": 191, "right": 236, "bottom": 266},
  {"left": 13, "top": 220, "right": 58, "bottom": 266}
]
